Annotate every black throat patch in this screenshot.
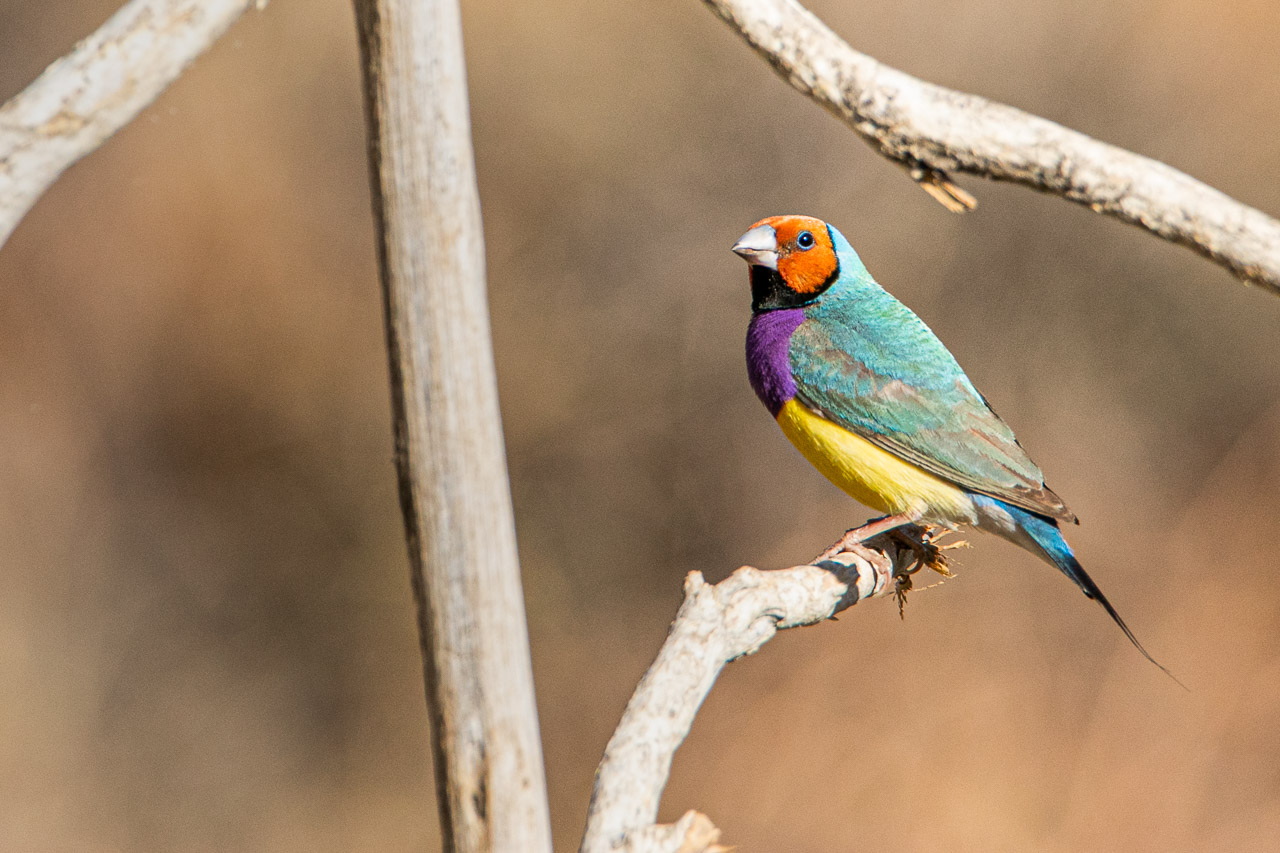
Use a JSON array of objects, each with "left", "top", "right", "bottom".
[{"left": 749, "top": 263, "right": 837, "bottom": 312}]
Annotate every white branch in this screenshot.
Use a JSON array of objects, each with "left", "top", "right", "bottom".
[
  {"left": 0, "top": 0, "right": 262, "bottom": 248},
  {"left": 703, "top": 0, "right": 1280, "bottom": 294},
  {"left": 353, "top": 0, "right": 554, "bottom": 851},
  {"left": 580, "top": 536, "right": 925, "bottom": 853}
]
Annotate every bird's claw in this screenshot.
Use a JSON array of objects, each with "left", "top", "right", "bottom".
[
  {"left": 887, "top": 524, "right": 955, "bottom": 578},
  {"left": 816, "top": 527, "right": 868, "bottom": 562},
  {"left": 887, "top": 525, "right": 962, "bottom": 619},
  {"left": 894, "top": 570, "right": 913, "bottom": 619}
]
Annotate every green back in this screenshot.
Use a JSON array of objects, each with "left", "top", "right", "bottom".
[{"left": 789, "top": 229, "right": 1074, "bottom": 522}]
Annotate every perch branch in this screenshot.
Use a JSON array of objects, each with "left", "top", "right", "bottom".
[
  {"left": 353, "top": 0, "right": 553, "bottom": 851},
  {"left": 580, "top": 531, "right": 931, "bottom": 853},
  {"left": 0, "top": 0, "right": 263, "bottom": 248},
  {"left": 702, "top": 0, "right": 1280, "bottom": 294}
]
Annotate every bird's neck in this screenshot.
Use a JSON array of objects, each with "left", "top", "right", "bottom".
[
  {"left": 750, "top": 266, "right": 823, "bottom": 311},
  {"left": 746, "top": 309, "right": 805, "bottom": 417}
]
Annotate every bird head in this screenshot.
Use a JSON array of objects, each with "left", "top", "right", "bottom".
[{"left": 732, "top": 215, "right": 839, "bottom": 311}]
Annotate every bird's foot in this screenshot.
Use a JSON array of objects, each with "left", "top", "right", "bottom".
[
  {"left": 816, "top": 529, "right": 864, "bottom": 562},
  {"left": 886, "top": 525, "right": 963, "bottom": 618},
  {"left": 816, "top": 518, "right": 957, "bottom": 619},
  {"left": 893, "top": 525, "right": 965, "bottom": 578},
  {"left": 815, "top": 512, "right": 922, "bottom": 562}
]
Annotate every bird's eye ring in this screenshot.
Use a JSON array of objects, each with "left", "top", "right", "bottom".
[{"left": 796, "top": 230, "right": 815, "bottom": 250}]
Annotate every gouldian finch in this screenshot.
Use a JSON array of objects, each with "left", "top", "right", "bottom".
[{"left": 733, "top": 214, "right": 1172, "bottom": 677}]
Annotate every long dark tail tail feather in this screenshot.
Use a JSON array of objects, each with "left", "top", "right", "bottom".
[
  {"left": 1018, "top": 512, "right": 1187, "bottom": 686},
  {"left": 1054, "top": 551, "right": 1186, "bottom": 689},
  {"left": 980, "top": 496, "right": 1185, "bottom": 688}
]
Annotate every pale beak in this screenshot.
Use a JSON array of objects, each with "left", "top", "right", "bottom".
[{"left": 731, "top": 224, "right": 779, "bottom": 270}]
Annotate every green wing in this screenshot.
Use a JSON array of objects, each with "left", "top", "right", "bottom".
[{"left": 789, "top": 295, "right": 1075, "bottom": 523}]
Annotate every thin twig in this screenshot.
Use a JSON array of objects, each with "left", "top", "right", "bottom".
[
  {"left": 580, "top": 530, "right": 933, "bottom": 853},
  {"left": 0, "top": 0, "right": 264, "bottom": 248},
  {"left": 702, "top": 0, "right": 1280, "bottom": 294}
]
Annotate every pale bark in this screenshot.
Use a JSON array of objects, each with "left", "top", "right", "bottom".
[
  {"left": 580, "top": 536, "right": 927, "bottom": 853},
  {"left": 702, "top": 0, "right": 1280, "bottom": 294},
  {"left": 0, "top": 0, "right": 263, "bottom": 247},
  {"left": 352, "top": 1, "right": 553, "bottom": 852}
]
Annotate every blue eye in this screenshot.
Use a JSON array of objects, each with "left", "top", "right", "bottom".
[{"left": 796, "top": 231, "right": 815, "bottom": 250}]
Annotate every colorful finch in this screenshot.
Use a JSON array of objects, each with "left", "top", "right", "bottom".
[{"left": 733, "top": 214, "right": 1174, "bottom": 681}]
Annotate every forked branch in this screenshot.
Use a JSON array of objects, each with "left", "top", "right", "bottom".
[{"left": 702, "top": 0, "right": 1280, "bottom": 294}]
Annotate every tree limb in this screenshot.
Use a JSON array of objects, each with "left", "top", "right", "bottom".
[
  {"left": 580, "top": 533, "right": 930, "bottom": 853},
  {"left": 702, "top": 0, "right": 1280, "bottom": 294},
  {"left": 353, "top": 0, "right": 553, "bottom": 851},
  {"left": 0, "top": 0, "right": 265, "bottom": 249}
]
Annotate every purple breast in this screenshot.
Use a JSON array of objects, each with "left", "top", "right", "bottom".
[{"left": 746, "top": 308, "right": 804, "bottom": 417}]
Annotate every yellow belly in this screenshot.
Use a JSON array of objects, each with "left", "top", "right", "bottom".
[{"left": 776, "top": 398, "right": 974, "bottom": 522}]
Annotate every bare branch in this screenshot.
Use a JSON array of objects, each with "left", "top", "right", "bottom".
[
  {"left": 0, "top": 0, "right": 264, "bottom": 248},
  {"left": 580, "top": 535, "right": 928, "bottom": 853},
  {"left": 353, "top": 0, "right": 553, "bottom": 851},
  {"left": 702, "top": 0, "right": 1280, "bottom": 294}
]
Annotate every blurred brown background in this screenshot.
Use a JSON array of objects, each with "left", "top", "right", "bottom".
[{"left": 2, "top": 0, "right": 1279, "bottom": 850}]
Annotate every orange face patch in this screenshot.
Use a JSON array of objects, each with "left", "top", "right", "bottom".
[{"left": 753, "top": 215, "right": 838, "bottom": 294}]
